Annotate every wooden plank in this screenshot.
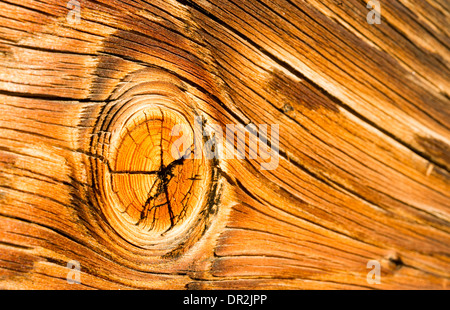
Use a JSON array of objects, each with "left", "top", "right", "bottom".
[{"left": 0, "top": 0, "right": 449, "bottom": 289}]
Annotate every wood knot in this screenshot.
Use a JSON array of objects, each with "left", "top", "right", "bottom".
[
  {"left": 111, "top": 107, "right": 203, "bottom": 233},
  {"left": 89, "top": 69, "right": 220, "bottom": 252},
  {"left": 386, "top": 252, "right": 403, "bottom": 271}
]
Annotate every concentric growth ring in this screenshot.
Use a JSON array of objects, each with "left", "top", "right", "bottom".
[{"left": 89, "top": 69, "right": 220, "bottom": 252}]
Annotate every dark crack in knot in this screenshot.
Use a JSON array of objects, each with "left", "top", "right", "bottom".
[{"left": 139, "top": 155, "right": 188, "bottom": 234}]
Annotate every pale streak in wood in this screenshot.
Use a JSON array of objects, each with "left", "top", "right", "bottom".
[{"left": 0, "top": 0, "right": 449, "bottom": 289}]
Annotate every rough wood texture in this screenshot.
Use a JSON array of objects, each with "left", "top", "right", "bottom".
[{"left": 0, "top": 0, "right": 449, "bottom": 289}]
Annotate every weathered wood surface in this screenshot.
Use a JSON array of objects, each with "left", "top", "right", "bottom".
[{"left": 0, "top": 0, "right": 449, "bottom": 289}]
